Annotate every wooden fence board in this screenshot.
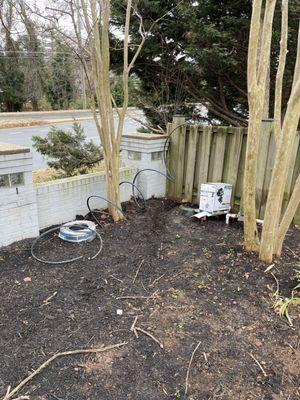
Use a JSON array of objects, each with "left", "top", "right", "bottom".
[
  {"left": 197, "top": 125, "right": 213, "bottom": 194},
  {"left": 174, "top": 124, "right": 187, "bottom": 199},
  {"left": 290, "top": 137, "right": 300, "bottom": 224},
  {"left": 256, "top": 121, "right": 273, "bottom": 217},
  {"left": 167, "top": 120, "right": 300, "bottom": 223},
  {"left": 211, "top": 127, "right": 227, "bottom": 182},
  {"left": 184, "top": 125, "right": 198, "bottom": 202},
  {"left": 166, "top": 122, "right": 176, "bottom": 198},
  {"left": 222, "top": 127, "right": 244, "bottom": 207},
  {"left": 282, "top": 134, "right": 300, "bottom": 213},
  {"left": 234, "top": 133, "right": 247, "bottom": 211},
  {"left": 258, "top": 133, "right": 276, "bottom": 219}
]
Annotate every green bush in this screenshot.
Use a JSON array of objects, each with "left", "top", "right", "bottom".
[{"left": 33, "top": 122, "right": 103, "bottom": 176}]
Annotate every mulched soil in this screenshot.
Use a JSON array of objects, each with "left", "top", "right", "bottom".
[{"left": 0, "top": 199, "right": 299, "bottom": 400}]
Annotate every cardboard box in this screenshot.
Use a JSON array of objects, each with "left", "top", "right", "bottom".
[{"left": 199, "top": 183, "right": 232, "bottom": 214}]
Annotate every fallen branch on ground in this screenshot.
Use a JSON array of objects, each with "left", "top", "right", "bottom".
[
  {"left": 133, "top": 259, "right": 144, "bottom": 283},
  {"left": 130, "top": 316, "right": 164, "bottom": 349},
  {"left": 149, "top": 273, "right": 166, "bottom": 287},
  {"left": 184, "top": 341, "right": 201, "bottom": 399},
  {"left": 248, "top": 352, "right": 267, "bottom": 377},
  {"left": 116, "top": 290, "right": 159, "bottom": 300},
  {"left": 135, "top": 327, "right": 164, "bottom": 349},
  {"left": 3, "top": 342, "right": 127, "bottom": 400}
]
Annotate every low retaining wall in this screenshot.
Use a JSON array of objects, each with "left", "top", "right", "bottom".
[
  {"left": 36, "top": 167, "right": 137, "bottom": 229},
  {"left": 0, "top": 144, "right": 39, "bottom": 246},
  {"left": 0, "top": 132, "right": 169, "bottom": 247}
]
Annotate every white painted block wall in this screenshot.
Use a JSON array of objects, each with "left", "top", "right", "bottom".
[
  {"left": 35, "top": 167, "right": 137, "bottom": 229},
  {"left": 121, "top": 133, "right": 169, "bottom": 199},
  {"left": 0, "top": 133, "right": 168, "bottom": 248},
  {"left": 0, "top": 147, "right": 39, "bottom": 246}
]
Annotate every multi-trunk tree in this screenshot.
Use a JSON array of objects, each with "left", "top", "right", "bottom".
[
  {"left": 244, "top": 0, "right": 300, "bottom": 262},
  {"left": 41, "top": 0, "right": 165, "bottom": 220}
]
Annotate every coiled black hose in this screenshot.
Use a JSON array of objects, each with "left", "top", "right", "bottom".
[{"left": 31, "top": 225, "right": 103, "bottom": 265}]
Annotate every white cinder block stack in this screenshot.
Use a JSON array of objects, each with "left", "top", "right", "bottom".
[
  {"left": 0, "top": 142, "right": 39, "bottom": 246},
  {"left": 121, "top": 133, "right": 169, "bottom": 199}
]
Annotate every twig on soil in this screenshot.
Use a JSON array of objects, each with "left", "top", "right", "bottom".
[
  {"left": 130, "top": 317, "right": 164, "bottom": 349},
  {"left": 184, "top": 341, "right": 201, "bottom": 399},
  {"left": 130, "top": 316, "right": 139, "bottom": 338},
  {"left": 135, "top": 327, "right": 164, "bottom": 349},
  {"left": 116, "top": 290, "right": 159, "bottom": 301},
  {"left": 271, "top": 272, "right": 280, "bottom": 297},
  {"left": 2, "top": 343, "right": 127, "bottom": 400},
  {"left": 42, "top": 291, "right": 58, "bottom": 306},
  {"left": 286, "top": 246, "right": 299, "bottom": 259},
  {"left": 149, "top": 274, "right": 166, "bottom": 287},
  {"left": 109, "top": 275, "right": 124, "bottom": 284},
  {"left": 248, "top": 353, "right": 267, "bottom": 377},
  {"left": 133, "top": 259, "right": 144, "bottom": 284}
]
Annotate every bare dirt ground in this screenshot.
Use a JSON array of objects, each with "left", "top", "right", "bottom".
[{"left": 0, "top": 199, "right": 299, "bottom": 400}]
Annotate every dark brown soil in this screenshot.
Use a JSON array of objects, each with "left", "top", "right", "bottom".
[{"left": 0, "top": 199, "right": 299, "bottom": 400}]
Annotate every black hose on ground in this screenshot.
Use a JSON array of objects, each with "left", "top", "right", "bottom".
[
  {"left": 87, "top": 195, "right": 125, "bottom": 226},
  {"left": 31, "top": 225, "right": 103, "bottom": 265},
  {"left": 119, "top": 181, "right": 146, "bottom": 210}
]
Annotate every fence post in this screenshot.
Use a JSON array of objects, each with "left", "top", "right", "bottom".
[
  {"left": 167, "top": 115, "right": 186, "bottom": 200},
  {"left": 121, "top": 132, "right": 169, "bottom": 199},
  {"left": 256, "top": 119, "right": 274, "bottom": 217}
]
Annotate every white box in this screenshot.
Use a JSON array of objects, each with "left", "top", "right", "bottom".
[{"left": 199, "top": 183, "right": 232, "bottom": 214}]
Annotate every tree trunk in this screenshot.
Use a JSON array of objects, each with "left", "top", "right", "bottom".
[
  {"left": 105, "top": 152, "right": 123, "bottom": 221},
  {"left": 243, "top": 109, "right": 261, "bottom": 252},
  {"left": 259, "top": 94, "right": 300, "bottom": 262},
  {"left": 275, "top": 174, "right": 300, "bottom": 257}
]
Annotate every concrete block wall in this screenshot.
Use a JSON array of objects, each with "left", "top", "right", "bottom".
[
  {"left": 0, "top": 133, "right": 169, "bottom": 248},
  {"left": 36, "top": 167, "right": 137, "bottom": 229},
  {"left": 0, "top": 144, "right": 39, "bottom": 246},
  {"left": 121, "top": 133, "right": 169, "bottom": 199}
]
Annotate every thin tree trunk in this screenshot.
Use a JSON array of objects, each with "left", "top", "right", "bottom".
[
  {"left": 275, "top": 174, "right": 300, "bottom": 257},
  {"left": 274, "top": 0, "right": 288, "bottom": 144},
  {"left": 260, "top": 23, "right": 300, "bottom": 262},
  {"left": 243, "top": 111, "right": 261, "bottom": 251},
  {"left": 244, "top": 0, "right": 276, "bottom": 252},
  {"left": 259, "top": 86, "right": 300, "bottom": 262}
]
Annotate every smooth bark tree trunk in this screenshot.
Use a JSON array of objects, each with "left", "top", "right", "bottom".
[{"left": 275, "top": 174, "right": 300, "bottom": 256}]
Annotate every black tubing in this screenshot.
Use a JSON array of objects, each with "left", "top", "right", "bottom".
[
  {"left": 31, "top": 225, "right": 103, "bottom": 265},
  {"left": 132, "top": 168, "right": 172, "bottom": 199},
  {"left": 87, "top": 195, "right": 125, "bottom": 226},
  {"left": 119, "top": 180, "right": 146, "bottom": 210}
]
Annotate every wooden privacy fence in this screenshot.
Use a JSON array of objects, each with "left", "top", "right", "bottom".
[{"left": 167, "top": 116, "right": 300, "bottom": 224}]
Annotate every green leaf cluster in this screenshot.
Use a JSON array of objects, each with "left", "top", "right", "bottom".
[{"left": 33, "top": 123, "right": 103, "bottom": 177}]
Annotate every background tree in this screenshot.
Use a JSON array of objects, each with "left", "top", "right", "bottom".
[
  {"left": 0, "top": 1, "right": 25, "bottom": 111},
  {"left": 45, "top": 40, "right": 76, "bottom": 110},
  {"left": 17, "top": 0, "right": 45, "bottom": 111},
  {"left": 36, "top": 0, "right": 172, "bottom": 220},
  {"left": 33, "top": 123, "right": 103, "bottom": 176},
  {"left": 112, "top": 0, "right": 299, "bottom": 130}
]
